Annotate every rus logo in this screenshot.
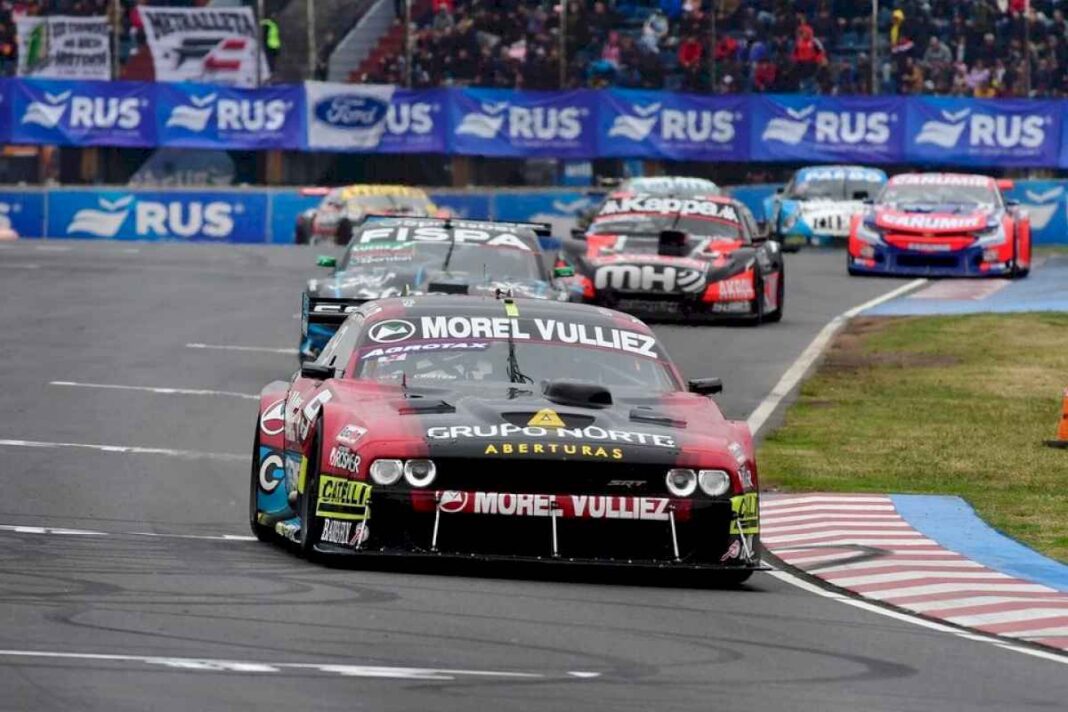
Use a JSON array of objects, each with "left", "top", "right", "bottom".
[
  {"left": 915, "top": 108, "right": 1047, "bottom": 149},
  {"left": 22, "top": 90, "right": 142, "bottom": 130},
  {"left": 762, "top": 106, "right": 890, "bottom": 146},
  {"left": 66, "top": 195, "right": 235, "bottom": 239},
  {"left": 166, "top": 93, "right": 290, "bottom": 133},
  {"left": 609, "top": 103, "right": 736, "bottom": 143},
  {"left": 456, "top": 102, "right": 583, "bottom": 140}
]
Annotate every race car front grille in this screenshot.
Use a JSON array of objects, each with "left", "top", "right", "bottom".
[{"left": 428, "top": 458, "right": 674, "bottom": 496}]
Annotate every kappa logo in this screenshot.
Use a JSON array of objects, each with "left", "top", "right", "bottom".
[
  {"left": 438, "top": 490, "right": 469, "bottom": 513},
  {"left": 916, "top": 109, "right": 1048, "bottom": 149},
  {"left": 762, "top": 106, "right": 890, "bottom": 146},
  {"left": 66, "top": 195, "right": 235, "bottom": 239},
  {"left": 22, "top": 90, "right": 142, "bottom": 130},
  {"left": 456, "top": 101, "right": 584, "bottom": 141},
  {"left": 367, "top": 319, "right": 416, "bottom": 343},
  {"left": 609, "top": 103, "right": 737, "bottom": 144},
  {"left": 1022, "top": 186, "right": 1063, "bottom": 229},
  {"left": 166, "top": 92, "right": 290, "bottom": 133}
]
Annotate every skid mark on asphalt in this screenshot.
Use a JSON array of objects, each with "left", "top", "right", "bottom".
[
  {"left": 0, "top": 649, "right": 599, "bottom": 680},
  {"left": 0, "top": 438, "right": 247, "bottom": 462},
  {"left": 50, "top": 381, "right": 258, "bottom": 400},
  {"left": 186, "top": 342, "right": 296, "bottom": 355}
]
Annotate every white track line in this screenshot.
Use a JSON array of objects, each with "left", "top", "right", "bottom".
[
  {"left": 0, "top": 438, "right": 247, "bottom": 462},
  {"left": 50, "top": 381, "right": 258, "bottom": 400},
  {"left": 186, "top": 343, "right": 295, "bottom": 355},
  {"left": 746, "top": 278, "right": 925, "bottom": 436},
  {"left": 0, "top": 649, "right": 597, "bottom": 680},
  {"left": 0, "top": 524, "right": 256, "bottom": 542}
]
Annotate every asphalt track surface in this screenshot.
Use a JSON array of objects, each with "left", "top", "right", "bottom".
[{"left": 0, "top": 240, "right": 1065, "bottom": 711}]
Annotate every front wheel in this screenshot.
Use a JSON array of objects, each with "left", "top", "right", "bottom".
[
  {"left": 297, "top": 428, "right": 325, "bottom": 557},
  {"left": 249, "top": 427, "right": 274, "bottom": 542},
  {"left": 335, "top": 220, "right": 353, "bottom": 246},
  {"left": 764, "top": 269, "right": 785, "bottom": 323}
]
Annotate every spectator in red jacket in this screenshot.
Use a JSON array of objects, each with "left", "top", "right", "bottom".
[{"left": 678, "top": 34, "right": 702, "bottom": 70}]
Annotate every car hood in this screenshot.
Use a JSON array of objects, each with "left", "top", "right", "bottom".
[
  {"left": 873, "top": 207, "right": 994, "bottom": 234},
  {"left": 307, "top": 268, "right": 556, "bottom": 301}
]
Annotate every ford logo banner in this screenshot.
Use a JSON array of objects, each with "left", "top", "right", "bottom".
[{"left": 314, "top": 94, "right": 388, "bottom": 129}]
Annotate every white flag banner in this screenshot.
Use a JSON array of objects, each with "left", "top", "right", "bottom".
[
  {"left": 16, "top": 16, "right": 111, "bottom": 80},
  {"left": 139, "top": 6, "right": 268, "bottom": 87},
  {"left": 304, "top": 82, "right": 397, "bottom": 150}
]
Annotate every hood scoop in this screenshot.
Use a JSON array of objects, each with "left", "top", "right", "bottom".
[
  {"left": 392, "top": 398, "right": 455, "bottom": 415},
  {"left": 629, "top": 408, "right": 686, "bottom": 429},
  {"left": 542, "top": 379, "right": 613, "bottom": 409}
]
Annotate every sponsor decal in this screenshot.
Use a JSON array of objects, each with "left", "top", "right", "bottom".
[
  {"left": 528, "top": 408, "right": 565, "bottom": 428},
  {"left": 594, "top": 264, "right": 705, "bottom": 293},
  {"left": 362, "top": 342, "right": 490, "bottom": 359},
  {"left": 606, "top": 479, "right": 646, "bottom": 488},
  {"left": 259, "top": 398, "right": 285, "bottom": 436},
  {"left": 714, "top": 273, "right": 756, "bottom": 301},
  {"left": 888, "top": 174, "right": 991, "bottom": 187},
  {"left": 320, "top": 519, "right": 369, "bottom": 546},
  {"left": 436, "top": 491, "right": 675, "bottom": 520},
  {"left": 258, "top": 453, "right": 283, "bottom": 493},
  {"left": 738, "top": 464, "right": 755, "bottom": 492},
  {"left": 876, "top": 211, "right": 986, "bottom": 231},
  {"left": 729, "top": 492, "right": 759, "bottom": 535},
  {"left": 418, "top": 316, "right": 659, "bottom": 359},
  {"left": 485, "top": 443, "right": 623, "bottom": 459},
  {"left": 456, "top": 101, "right": 584, "bottom": 141},
  {"left": 336, "top": 424, "right": 367, "bottom": 446},
  {"left": 328, "top": 446, "right": 361, "bottom": 473},
  {"left": 598, "top": 197, "right": 738, "bottom": 222},
  {"left": 297, "top": 390, "right": 333, "bottom": 441},
  {"left": 609, "top": 103, "right": 737, "bottom": 144},
  {"left": 762, "top": 104, "right": 891, "bottom": 147},
  {"left": 56, "top": 192, "right": 252, "bottom": 241},
  {"left": 426, "top": 424, "right": 675, "bottom": 448},
  {"left": 311, "top": 302, "right": 361, "bottom": 315},
  {"left": 304, "top": 81, "right": 394, "bottom": 150},
  {"left": 914, "top": 108, "right": 1047, "bottom": 150},
  {"left": 315, "top": 475, "right": 371, "bottom": 521},
  {"left": 797, "top": 167, "right": 885, "bottom": 184},
  {"left": 907, "top": 242, "right": 954, "bottom": 252},
  {"left": 368, "top": 319, "right": 417, "bottom": 343},
  {"left": 356, "top": 225, "right": 531, "bottom": 251},
  {"left": 720, "top": 539, "right": 742, "bottom": 562}
]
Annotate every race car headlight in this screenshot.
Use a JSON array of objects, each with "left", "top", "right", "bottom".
[
  {"left": 976, "top": 223, "right": 1006, "bottom": 246},
  {"left": 665, "top": 468, "right": 698, "bottom": 497},
  {"left": 369, "top": 459, "right": 403, "bottom": 485},
  {"left": 403, "top": 459, "right": 437, "bottom": 488},
  {"left": 854, "top": 220, "right": 883, "bottom": 245},
  {"left": 697, "top": 469, "right": 731, "bottom": 497}
]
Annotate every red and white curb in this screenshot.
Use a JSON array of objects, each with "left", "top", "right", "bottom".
[{"left": 761, "top": 494, "right": 1068, "bottom": 653}]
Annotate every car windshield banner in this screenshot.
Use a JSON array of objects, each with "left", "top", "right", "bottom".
[
  {"left": 47, "top": 189, "right": 268, "bottom": 243},
  {"left": 139, "top": 6, "right": 268, "bottom": 87},
  {"left": 157, "top": 82, "right": 303, "bottom": 149},
  {"left": 449, "top": 88, "right": 597, "bottom": 158},
  {"left": 750, "top": 94, "right": 903, "bottom": 164},
  {"left": 905, "top": 96, "right": 1060, "bottom": 167},
  {"left": 599, "top": 89, "right": 747, "bottom": 160},
  {"left": 16, "top": 16, "right": 111, "bottom": 80},
  {"left": 10, "top": 78, "right": 154, "bottom": 146}
]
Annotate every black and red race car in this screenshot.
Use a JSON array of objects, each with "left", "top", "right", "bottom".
[
  {"left": 847, "top": 172, "right": 1032, "bottom": 278},
  {"left": 560, "top": 194, "right": 784, "bottom": 322},
  {"left": 251, "top": 295, "right": 763, "bottom": 581}
]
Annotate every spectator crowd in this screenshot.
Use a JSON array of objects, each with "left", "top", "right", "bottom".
[{"left": 364, "top": 0, "right": 1068, "bottom": 98}]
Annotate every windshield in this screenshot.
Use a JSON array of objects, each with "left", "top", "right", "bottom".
[
  {"left": 340, "top": 241, "right": 542, "bottom": 280},
  {"left": 347, "top": 195, "right": 433, "bottom": 213},
  {"left": 590, "top": 213, "right": 743, "bottom": 241},
  {"left": 788, "top": 178, "right": 884, "bottom": 200},
  {"left": 622, "top": 177, "right": 720, "bottom": 196},
  {"left": 879, "top": 183, "right": 996, "bottom": 207},
  {"left": 355, "top": 340, "right": 678, "bottom": 392}
]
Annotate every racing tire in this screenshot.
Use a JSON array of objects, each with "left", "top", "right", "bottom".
[
  {"left": 249, "top": 426, "right": 274, "bottom": 543},
  {"left": 1010, "top": 236, "right": 1030, "bottom": 279},
  {"left": 335, "top": 220, "right": 353, "bottom": 247},
  {"left": 717, "top": 570, "right": 754, "bottom": 587},
  {"left": 748, "top": 273, "right": 766, "bottom": 325},
  {"left": 297, "top": 427, "right": 325, "bottom": 557},
  {"left": 764, "top": 268, "right": 785, "bottom": 323}
]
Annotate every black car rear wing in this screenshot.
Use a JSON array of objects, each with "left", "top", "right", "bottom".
[{"left": 357, "top": 213, "right": 553, "bottom": 238}]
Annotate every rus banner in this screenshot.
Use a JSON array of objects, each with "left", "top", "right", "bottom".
[
  {"left": 599, "top": 89, "right": 748, "bottom": 160},
  {"left": 448, "top": 88, "right": 598, "bottom": 158},
  {"left": 750, "top": 94, "right": 904, "bottom": 164},
  {"left": 157, "top": 82, "right": 303, "bottom": 150},
  {"left": 302, "top": 82, "right": 448, "bottom": 153},
  {"left": 16, "top": 16, "right": 111, "bottom": 80},
  {"left": 139, "top": 6, "right": 268, "bottom": 87},
  {"left": 10, "top": 78, "right": 155, "bottom": 147},
  {"left": 906, "top": 96, "right": 1061, "bottom": 167}
]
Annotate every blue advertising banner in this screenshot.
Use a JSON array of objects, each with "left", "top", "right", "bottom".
[
  {"left": 47, "top": 189, "right": 268, "bottom": 243},
  {"left": 1004, "top": 180, "right": 1067, "bottom": 245},
  {"left": 600, "top": 89, "right": 748, "bottom": 160},
  {"left": 0, "top": 190, "right": 45, "bottom": 237},
  {"left": 449, "top": 88, "right": 597, "bottom": 158},
  {"left": 0, "top": 80, "right": 12, "bottom": 144},
  {"left": 268, "top": 191, "right": 320, "bottom": 245},
  {"left": 905, "top": 97, "right": 1060, "bottom": 167},
  {"left": 750, "top": 94, "right": 903, "bottom": 164},
  {"left": 11, "top": 78, "right": 155, "bottom": 147},
  {"left": 379, "top": 88, "right": 449, "bottom": 154},
  {"left": 156, "top": 83, "right": 303, "bottom": 150}
]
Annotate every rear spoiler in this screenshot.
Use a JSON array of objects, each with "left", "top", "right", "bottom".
[{"left": 356, "top": 214, "right": 553, "bottom": 238}]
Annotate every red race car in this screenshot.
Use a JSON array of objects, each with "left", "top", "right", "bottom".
[{"left": 848, "top": 172, "right": 1031, "bottom": 278}]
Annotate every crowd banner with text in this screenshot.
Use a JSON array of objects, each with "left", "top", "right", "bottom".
[
  {"left": 139, "top": 6, "right": 267, "bottom": 87},
  {"left": 16, "top": 16, "right": 111, "bottom": 80}
]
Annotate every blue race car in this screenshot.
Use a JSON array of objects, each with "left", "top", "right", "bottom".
[{"left": 764, "top": 166, "right": 887, "bottom": 250}]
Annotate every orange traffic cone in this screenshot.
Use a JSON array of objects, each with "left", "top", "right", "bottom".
[{"left": 1046, "top": 388, "right": 1068, "bottom": 448}]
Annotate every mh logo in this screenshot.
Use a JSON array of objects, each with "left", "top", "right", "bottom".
[
  {"left": 23, "top": 90, "right": 141, "bottom": 130},
  {"left": 166, "top": 93, "right": 290, "bottom": 133},
  {"left": 916, "top": 108, "right": 1047, "bottom": 149}
]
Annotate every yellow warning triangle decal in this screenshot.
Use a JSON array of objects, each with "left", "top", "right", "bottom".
[{"left": 527, "top": 408, "right": 565, "bottom": 427}]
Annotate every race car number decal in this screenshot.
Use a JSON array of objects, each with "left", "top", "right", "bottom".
[{"left": 729, "top": 492, "right": 759, "bottom": 535}]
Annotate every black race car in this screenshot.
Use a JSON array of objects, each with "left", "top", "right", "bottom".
[
  {"left": 253, "top": 295, "right": 764, "bottom": 581},
  {"left": 301, "top": 217, "right": 572, "bottom": 362},
  {"left": 560, "top": 194, "right": 784, "bottom": 322}
]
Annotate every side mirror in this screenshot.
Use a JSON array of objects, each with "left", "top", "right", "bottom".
[
  {"left": 553, "top": 265, "right": 575, "bottom": 278},
  {"left": 316, "top": 255, "right": 337, "bottom": 268},
  {"left": 852, "top": 190, "right": 869, "bottom": 200},
  {"left": 997, "top": 179, "right": 1015, "bottom": 191},
  {"left": 570, "top": 228, "right": 587, "bottom": 240},
  {"left": 300, "top": 362, "right": 334, "bottom": 380},
  {"left": 687, "top": 377, "right": 723, "bottom": 395}
]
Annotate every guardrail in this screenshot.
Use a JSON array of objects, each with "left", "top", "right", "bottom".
[{"left": 1, "top": 182, "right": 1065, "bottom": 245}]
